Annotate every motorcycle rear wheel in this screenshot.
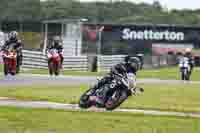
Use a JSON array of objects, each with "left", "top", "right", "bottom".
[
  {"left": 54, "top": 62, "right": 60, "bottom": 76},
  {"left": 4, "top": 60, "right": 16, "bottom": 76},
  {"left": 4, "top": 63, "right": 8, "bottom": 76},
  {"left": 105, "top": 89, "right": 128, "bottom": 111}
]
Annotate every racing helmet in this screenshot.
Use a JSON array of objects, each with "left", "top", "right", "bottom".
[
  {"left": 53, "top": 36, "right": 61, "bottom": 44},
  {"left": 8, "top": 31, "right": 18, "bottom": 41},
  {"left": 185, "top": 48, "right": 192, "bottom": 53},
  {"left": 127, "top": 56, "right": 141, "bottom": 72},
  {"left": 184, "top": 48, "right": 193, "bottom": 57}
]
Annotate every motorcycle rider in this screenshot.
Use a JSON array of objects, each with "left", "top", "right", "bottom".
[
  {"left": 46, "top": 36, "right": 64, "bottom": 68},
  {"left": 183, "top": 48, "right": 194, "bottom": 76},
  {"left": 0, "top": 31, "right": 23, "bottom": 75},
  {"left": 135, "top": 53, "right": 144, "bottom": 70},
  {"left": 85, "top": 55, "right": 143, "bottom": 107}
]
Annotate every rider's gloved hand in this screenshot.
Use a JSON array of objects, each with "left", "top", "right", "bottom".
[
  {"left": 140, "top": 88, "right": 144, "bottom": 92},
  {"left": 131, "top": 87, "right": 144, "bottom": 95}
]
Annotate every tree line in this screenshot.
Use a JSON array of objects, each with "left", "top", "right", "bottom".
[{"left": 0, "top": 0, "right": 200, "bottom": 26}]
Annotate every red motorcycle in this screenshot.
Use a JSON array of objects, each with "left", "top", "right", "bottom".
[
  {"left": 47, "top": 49, "right": 61, "bottom": 76},
  {"left": 1, "top": 49, "right": 17, "bottom": 76}
]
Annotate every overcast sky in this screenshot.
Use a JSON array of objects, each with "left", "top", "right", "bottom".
[{"left": 78, "top": 0, "right": 200, "bottom": 10}]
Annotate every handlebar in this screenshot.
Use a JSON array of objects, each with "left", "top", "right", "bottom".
[
  {"left": 1, "top": 51, "right": 17, "bottom": 58},
  {"left": 2, "top": 53, "right": 17, "bottom": 58}
]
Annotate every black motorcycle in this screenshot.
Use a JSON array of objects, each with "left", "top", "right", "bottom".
[{"left": 79, "top": 73, "right": 144, "bottom": 110}]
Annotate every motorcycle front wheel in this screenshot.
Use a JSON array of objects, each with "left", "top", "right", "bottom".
[
  {"left": 54, "top": 61, "right": 60, "bottom": 76},
  {"left": 79, "top": 88, "right": 95, "bottom": 109}
]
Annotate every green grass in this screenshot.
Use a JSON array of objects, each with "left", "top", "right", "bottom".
[
  {"left": 122, "top": 83, "right": 200, "bottom": 112},
  {"left": 0, "top": 107, "right": 199, "bottom": 133},
  {"left": 0, "top": 84, "right": 87, "bottom": 104},
  {"left": 0, "top": 83, "right": 200, "bottom": 113},
  {"left": 137, "top": 67, "right": 200, "bottom": 81},
  {"left": 192, "top": 48, "right": 200, "bottom": 53},
  {"left": 0, "top": 64, "right": 3, "bottom": 72},
  {"left": 0, "top": 64, "right": 3, "bottom": 78}
]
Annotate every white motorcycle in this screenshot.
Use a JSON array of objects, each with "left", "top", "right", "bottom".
[{"left": 179, "top": 57, "right": 190, "bottom": 81}]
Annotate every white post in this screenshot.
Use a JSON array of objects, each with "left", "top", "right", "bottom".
[
  {"left": 97, "top": 26, "right": 104, "bottom": 72},
  {"left": 43, "top": 23, "right": 48, "bottom": 55},
  {"left": 77, "top": 21, "right": 82, "bottom": 56},
  {"left": 97, "top": 26, "right": 104, "bottom": 56},
  {"left": 0, "top": 30, "right": 4, "bottom": 47},
  {"left": 97, "top": 31, "right": 101, "bottom": 56}
]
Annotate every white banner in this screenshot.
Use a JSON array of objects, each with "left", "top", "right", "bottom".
[{"left": 122, "top": 28, "right": 185, "bottom": 41}]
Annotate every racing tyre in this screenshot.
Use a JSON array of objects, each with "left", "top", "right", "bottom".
[
  {"left": 79, "top": 89, "right": 94, "bottom": 109},
  {"left": 105, "top": 90, "right": 128, "bottom": 111}
]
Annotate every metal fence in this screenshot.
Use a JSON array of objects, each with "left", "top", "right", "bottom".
[
  {"left": 98, "top": 55, "right": 126, "bottom": 71},
  {"left": 98, "top": 54, "right": 178, "bottom": 71},
  {"left": 151, "top": 55, "right": 178, "bottom": 67},
  {"left": 0, "top": 48, "right": 180, "bottom": 71},
  {"left": 22, "top": 50, "right": 88, "bottom": 71}
]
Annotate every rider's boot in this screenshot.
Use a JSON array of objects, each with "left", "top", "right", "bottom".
[
  {"left": 89, "top": 75, "right": 110, "bottom": 93},
  {"left": 87, "top": 75, "right": 111, "bottom": 97}
]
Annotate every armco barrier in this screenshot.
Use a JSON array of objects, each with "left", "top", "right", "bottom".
[
  {"left": 97, "top": 54, "right": 178, "bottom": 71},
  {"left": 22, "top": 50, "right": 88, "bottom": 71},
  {"left": 98, "top": 55, "right": 126, "bottom": 71},
  {"left": 1, "top": 49, "right": 182, "bottom": 72},
  {"left": 22, "top": 51, "right": 126, "bottom": 72}
]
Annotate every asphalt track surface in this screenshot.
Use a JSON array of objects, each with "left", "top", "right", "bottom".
[
  {"left": 0, "top": 73, "right": 200, "bottom": 118},
  {"left": 1, "top": 73, "right": 200, "bottom": 86}
]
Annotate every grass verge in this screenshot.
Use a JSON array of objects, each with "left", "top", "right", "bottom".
[
  {"left": 0, "top": 107, "right": 199, "bottom": 133},
  {"left": 0, "top": 83, "right": 200, "bottom": 113},
  {"left": 137, "top": 67, "right": 200, "bottom": 81}
]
